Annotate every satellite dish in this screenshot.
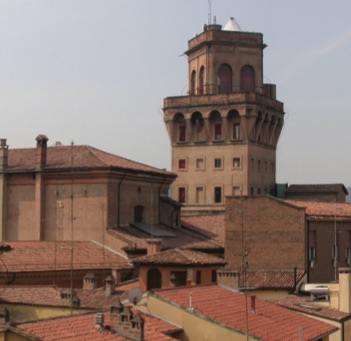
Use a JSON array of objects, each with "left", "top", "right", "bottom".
[{"left": 128, "top": 288, "right": 143, "bottom": 306}]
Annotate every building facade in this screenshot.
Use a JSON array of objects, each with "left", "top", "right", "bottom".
[
  {"left": 0, "top": 135, "right": 177, "bottom": 245},
  {"left": 225, "top": 195, "right": 351, "bottom": 283},
  {"left": 163, "top": 18, "right": 285, "bottom": 215}
]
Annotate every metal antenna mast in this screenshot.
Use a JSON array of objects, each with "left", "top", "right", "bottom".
[{"left": 208, "top": 0, "right": 212, "bottom": 25}]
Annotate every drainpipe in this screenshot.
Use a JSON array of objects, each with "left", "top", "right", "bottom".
[
  {"left": 158, "top": 176, "right": 167, "bottom": 224},
  {"left": 306, "top": 219, "right": 310, "bottom": 283},
  {"left": 117, "top": 174, "right": 126, "bottom": 228}
]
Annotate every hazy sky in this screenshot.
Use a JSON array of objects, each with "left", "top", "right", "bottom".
[{"left": 0, "top": 1, "right": 350, "bottom": 186}]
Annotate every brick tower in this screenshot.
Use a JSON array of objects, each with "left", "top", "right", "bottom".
[{"left": 164, "top": 18, "right": 285, "bottom": 215}]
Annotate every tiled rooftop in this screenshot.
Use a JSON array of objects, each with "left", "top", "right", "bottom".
[
  {"left": 241, "top": 269, "right": 305, "bottom": 289},
  {"left": 180, "top": 214, "right": 225, "bottom": 246},
  {"left": 0, "top": 285, "right": 126, "bottom": 310},
  {"left": 273, "top": 295, "right": 350, "bottom": 321},
  {"left": 152, "top": 285, "right": 337, "bottom": 341},
  {"left": 132, "top": 248, "right": 225, "bottom": 266},
  {"left": 17, "top": 310, "right": 181, "bottom": 341},
  {"left": 7, "top": 145, "right": 174, "bottom": 177},
  {"left": 0, "top": 241, "right": 129, "bottom": 272},
  {"left": 285, "top": 200, "right": 351, "bottom": 220},
  {"left": 109, "top": 223, "right": 222, "bottom": 253},
  {"left": 286, "top": 184, "right": 347, "bottom": 194}
]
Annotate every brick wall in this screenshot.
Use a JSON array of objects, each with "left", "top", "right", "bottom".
[{"left": 225, "top": 196, "right": 306, "bottom": 272}]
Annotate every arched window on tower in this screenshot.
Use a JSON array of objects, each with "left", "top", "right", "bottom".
[
  {"left": 218, "top": 64, "right": 232, "bottom": 93},
  {"left": 209, "top": 111, "right": 223, "bottom": 141},
  {"left": 191, "top": 112, "right": 205, "bottom": 142},
  {"left": 227, "top": 110, "right": 241, "bottom": 140},
  {"left": 173, "top": 113, "right": 186, "bottom": 142},
  {"left": 240, "top": 65, "right": 255, "bottom": 92},
  {"left": 190, "top": 70, "right": 196, "bottom": 95},
  {"left": 199, "top": 66, "right": 205, "bottom": 95}
]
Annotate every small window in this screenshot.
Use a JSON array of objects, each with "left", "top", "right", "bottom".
[
  {"left": 265, "top": 161, "right": 268, "bottom": 172},
  {"left": 178, "top": 187, "right": 186, "bottom": 203},
  {"left": 211, "top": 270, "right": 217, "bottom": 283},
  {"left": 178, "top": 125, "right": 186, "bottom": 142},
  {"left": 214, "top": 187, "right": 222, "bottom": 203},
  {"left": 196, "top": 271, "right": 202, "bottom": 284},
  {"left": 196, "top": 187, "right": 204, "bottom": 204},
  {"left": 251, "top": 158, "right": 254, "bottom": 170},
  {"left": 270, "top": 162, "right": 275, "bottom": 172},
  {"left": 214, "top": 158, "right": 222, "bottom": 169},
  {"left": 196, "top": 158, "right": 205, "bottom": 170},
  {"left": 178, "top": 159, "right": 186, "bottom": 169},
  {"left": 258, "top": 160, "right": 261, "bottom": 171},
  {"left": 233, "top": 123, "right": 240, "bottom": 140},
  {"left": 309, "top": 247, "right": 316, "bottom": 261},
  {"left": 250, "top": 187, "right": 254, "bottom": 195},
  {"left": 170, "top": 271, "right": 187, "bottom": 287},
  {"left": 233, "top": 157, "right": 241, "bottom": 168},
  {"left": 214, "top": 123, "right": 222, "bottom": 141}
]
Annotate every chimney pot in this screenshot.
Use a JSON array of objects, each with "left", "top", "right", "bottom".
[
  {"left": 250, "top": 295, "right": 256, "bottom": 314},
  {"left": 35, "top": 134, "right": 49, "bottom": 169}
]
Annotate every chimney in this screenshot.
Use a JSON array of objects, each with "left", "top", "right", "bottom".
[
  {"left": 110, "top": 301, "right": 144, "bottom": 341},
  {"left": 105, "top": 275, "right": 116, "bottom": 296},
  {"left": 146, "top": 238, "right": 162, "bottom": 255},
  {"left": 339, "top": 268, "right": 351, "bottom": 313},
  {"left": 0, "top": 139, "right": 8, "bottom": 171},
  {"left": 35, "top": 134, "right": 48, "bottom": 169},
  {"left": 83, "top": 273, "right": 97, "bottom": 290},
  {"left": 250, "top": 295, "right": 256, "bottom": 314},
  {"left": 0, "top": 307, "right": 10, "bottom": 325},
  {"left": 60, "top": 289, "right": 80, "bottom": 307},
  {"left": 95, "top": 312, "right": 104, "bottom": 329}
]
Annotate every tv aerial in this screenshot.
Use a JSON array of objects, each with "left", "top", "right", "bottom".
[{"left": 128, "top": 288, "right": 143, "bottom": 305}]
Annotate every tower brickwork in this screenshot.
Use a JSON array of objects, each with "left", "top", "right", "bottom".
[{"left": 164, "top": 19, "right": 285, "bottom": 215}]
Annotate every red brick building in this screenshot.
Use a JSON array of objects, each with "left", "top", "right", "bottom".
[
  {"left": 225, "top": 196, "right": 351, "bottom": 283},
  {"left": 0, "top": 136, "right": 178, "bottom": 249}
]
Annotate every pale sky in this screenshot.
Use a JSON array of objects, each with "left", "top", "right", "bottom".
[{"left": 0, "top": 1, "right": 350, "bottom": 186}]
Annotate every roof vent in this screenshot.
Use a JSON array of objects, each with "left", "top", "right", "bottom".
[{"left": 223, "top": 17, "right": 242, "bottom": 32}]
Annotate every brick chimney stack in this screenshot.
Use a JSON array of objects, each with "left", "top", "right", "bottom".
[
  {"left": 339, "top": 268, "right": 351, "bottom": 313},
  {"left": 110, "top": 301, "right": 144, "bottom": 341},
  {"left": 0, "top": 139, "right": 8, "bottom": 171},
  {"left": 35, "top": 134, "right": 48, "bottom": 169},
  {"left": 146, "top": 239, "right": 162, "bottom": 256},
  {"left": 104, "top": 275, "right": 116, "bottom": 296},
  {"left": 83, "top": 273, "right": 97, "bottom": 291}
]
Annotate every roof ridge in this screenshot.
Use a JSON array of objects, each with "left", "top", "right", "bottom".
[{"left": 86, "top": 145, "right": 169, "bottom": 173}]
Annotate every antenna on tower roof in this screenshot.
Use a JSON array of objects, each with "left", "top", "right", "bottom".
[{"left": 208, "top": 0, "right": 212, "bottom": 25}]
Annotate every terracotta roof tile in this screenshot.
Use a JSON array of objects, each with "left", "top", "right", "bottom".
[
  {"left": 286, "top": 184, "right": 348, "bottom": 195},
  {"left": 285, "top": 200, "right": 351, "bottom": 220},
  {"left": 133, "top": 249, "right": 225, "bottom": 266},
  {"left": 109, "top": 222, "right": 222, "bottom": 252},
  {"left": 180, "top": 214, "right": 225, "bottom": 246},
  {"left": 7, "top": 145, "right": 174, "bottom": 177},
  {"left": 273, "top": 295, "right": 351, "bottom": 321},
  {"left": 0, "top": 285, "right": 127, "bottom": 310},
  {"left": 18, "top": 310, "right": 181, "bottom": 341},
  {"left": 152, "top": 285, "right": 337, "bottom": 341},
  {"left": 0, "top": 241, "right": 129, "bottom": 272},
  {"left": 241, "top": 269, "right": 305, "bottom": 289}
]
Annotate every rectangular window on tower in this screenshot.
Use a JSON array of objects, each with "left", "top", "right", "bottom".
[
  {"left": 196, "top": 158, "right": 205, "bottom": 170},
  {"left": 178, "top": 159, "right": 186, "bottom": 170},
  {"left": 178, "top": 125, "right": 186, "bottom": 142},
  {"left": 214, "top": 187, "right": 222, "bottom": 203},
  {"left": 214, "top": 124, "right": 222, "bottom": 141},
  {"left": 178, "top": 187, "right": 186, "bottom": 203},
  {"left": 196, "top": 186, "right": 205, "bottom": 204},
  {"left": 214, "top": 158, "right": 222, "bottom": 169},
  {"left": 233, "top": 157, "right": 241, "bottom": 169}
]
